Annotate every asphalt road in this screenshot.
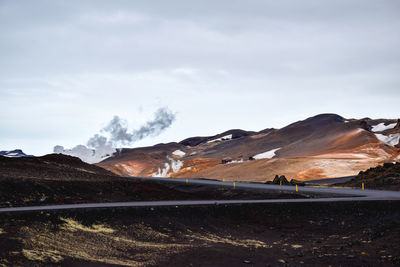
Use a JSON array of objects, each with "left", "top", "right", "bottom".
[
  {"left": 1, "top": 176, "right": 400, "bottom": 213},
  {"left": 132, "top": 176, "right": 400, "bottom": 200}
]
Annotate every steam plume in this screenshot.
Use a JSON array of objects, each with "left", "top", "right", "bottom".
[{"left": 54, "top": 107, "right": 176, "bottom": 163}]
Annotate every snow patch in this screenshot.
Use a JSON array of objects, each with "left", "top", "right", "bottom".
[
  {"left": 375, "top": 133, "right": 400, "bottom": 146},
  {"left": 253, "top": 148, "right": 281, "bottom": 160},
  {"left": 0, "top": 149, "right": 33, "bottom": 158},
  {"left": 207, "top": 134, "right": 233, "bottom": 143},
  {"left": 172, "top": 150, "right": 186, "bottom": 157},
  {"left": 227, "top": 159, "right": 244, "bottom": 164},
  {"left": 371, "top": 122, "right": 397, "bottom": 132}
]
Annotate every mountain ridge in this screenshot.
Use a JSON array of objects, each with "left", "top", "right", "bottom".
[
  {"left": 0, "top": 149, "right": 34, "bottom": 158},
  {"left": 97, "top": 113, "right": 400, "bottom": 182}
]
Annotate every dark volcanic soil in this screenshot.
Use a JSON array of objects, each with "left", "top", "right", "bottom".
[
  {"left": 0, "top": 154, "right": 116, "bottom": 180},
  {"left": 0, "top": 176, "right": 315, "bottom": 208},
  {"left": 0, "top": 201, "right": 399, "bottom": 266},
  {"left": 1, "top": 154, "right": 400, "bottom": 266},
  {"left": 336, "top": 162, "right": 400, "bottom": 191},
  {"left": 0, "top": 154, "right": 313, "bottom": 208}
]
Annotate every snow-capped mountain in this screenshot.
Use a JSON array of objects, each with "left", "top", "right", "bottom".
[{"left": 0, "top": 149, "right": 34, "bottom": 158}]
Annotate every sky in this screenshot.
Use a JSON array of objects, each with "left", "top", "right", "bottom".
[{"left": 1, "top": 0, "right": 400, "bottom": 156}]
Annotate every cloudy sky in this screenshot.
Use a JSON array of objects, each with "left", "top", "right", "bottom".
[{"left": 1, "top": 0, "right": 399, "bottom": 156}]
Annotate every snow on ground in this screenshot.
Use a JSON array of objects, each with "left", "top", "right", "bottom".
[
  {"left": 207, "top": 134, "right": 233, "bottom": 143},
  {"left": 375, "top": 133, "right": 400, "bottom": 146},
  {"left": 0, "top": 150, "right": 32, "bottom": 158},
  {"left": 371, "top": 122, "right": 397, "bottom": 132},
  {"left": 5, "top": 152, "right": 19, "bottom": 157},
  {"left": 172, "top": 150, "right": 186, "bottom": 157},
  {"left": 227, "top": 159, "right": 244, "bottom": 164},
  {"left": 253, "top": 148, "right": 281, "bottom": 160}
]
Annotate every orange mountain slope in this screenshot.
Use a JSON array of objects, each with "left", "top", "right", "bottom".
[{"left": 97, "top": 114, "right": 400, "bottom": 182}]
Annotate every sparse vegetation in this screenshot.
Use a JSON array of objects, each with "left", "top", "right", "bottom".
[
  {"left": 59, "top": 217, "right": 115, "bottom": 233},
  {"left": 1, "top": 202, "right": 400, "bottom": 266}
]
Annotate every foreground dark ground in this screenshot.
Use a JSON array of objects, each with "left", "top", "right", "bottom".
[
  {"left": 1, "top": 201, "right": 399, "bottom": 266},
  {"left": 0, "top": 154, "right": 317, "bottom": 208},
  {"left": 0, "top": 176, "right": 319, "bottom": 208},
  {"left": 1, "top": 154, "right": 399, "bottom": 266}
]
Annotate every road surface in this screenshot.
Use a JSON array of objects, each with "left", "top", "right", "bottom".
[{"left": 1, "top": 176, "right": 400, "bottom": 213}]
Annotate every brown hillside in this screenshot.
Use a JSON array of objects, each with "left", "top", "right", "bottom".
[{"left": 97, "top": 114, "right": 400, "bottom": 181}]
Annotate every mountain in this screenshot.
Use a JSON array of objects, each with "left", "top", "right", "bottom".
[
  {"left": 0, "top": 153, "right": 115, "bottom": 180},
  {"left": 97, "top": 114, "right": 400, "bottom": 182},
  {"left": 0, "top": 149, "right": 34, "bottom": 158}
]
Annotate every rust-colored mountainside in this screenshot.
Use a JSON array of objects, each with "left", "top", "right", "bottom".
[{"left": 98, "top": 114, "right": 400, "bottom": 182}]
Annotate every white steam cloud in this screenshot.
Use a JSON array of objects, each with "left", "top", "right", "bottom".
[
  {"left": 54, "top": 107, "right": 176, "bottom": 163},
  {"left": 152, "top": 156, "right": 183, "bottom": 177}
]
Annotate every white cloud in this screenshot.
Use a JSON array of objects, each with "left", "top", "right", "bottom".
[{"left": 0, "top": 1, "right": 399, "bottom": 155}]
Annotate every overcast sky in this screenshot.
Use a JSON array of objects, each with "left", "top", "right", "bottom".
[{"left": 1, "top": 0, "right": 399, "bottom": 155}]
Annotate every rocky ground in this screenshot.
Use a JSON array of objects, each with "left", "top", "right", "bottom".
[
  {"left": 0, "top": 201, "right": 399, "bottom": 266},
  {"left": 1, "top": 153, "right": 400, "bottom": 266},
  {"left": 335, "top": 162, "right": 400, "bottom": 191}
]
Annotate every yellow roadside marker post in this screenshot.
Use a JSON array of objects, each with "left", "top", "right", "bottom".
[
  {"left": 222, "top": 178, "right": 225, "bottom": 182},
  {"left": 296, "top": 184, "right": 298, "bottom": 192},
  {"left": 186, "top": 179, "right": 188, "bottom": 184},
  {"left": 362, "top": 183, "right": 364, "bottom": 190},
  {"left": 280, "top": 180, "right": 282, "bottom": 186},
  {"left": 233, "top": 182, "right": 236, "bottom": 189}
]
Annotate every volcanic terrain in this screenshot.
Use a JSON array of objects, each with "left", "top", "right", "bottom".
[
  {"left": 338, "top": 162, "right": 400, "bottom": 190},
  {"left": 98, "top": 114, "right": 400, "bottom": 182},
  {"left": 0, "top": 154, "right": 313, "bottom": 208}
]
